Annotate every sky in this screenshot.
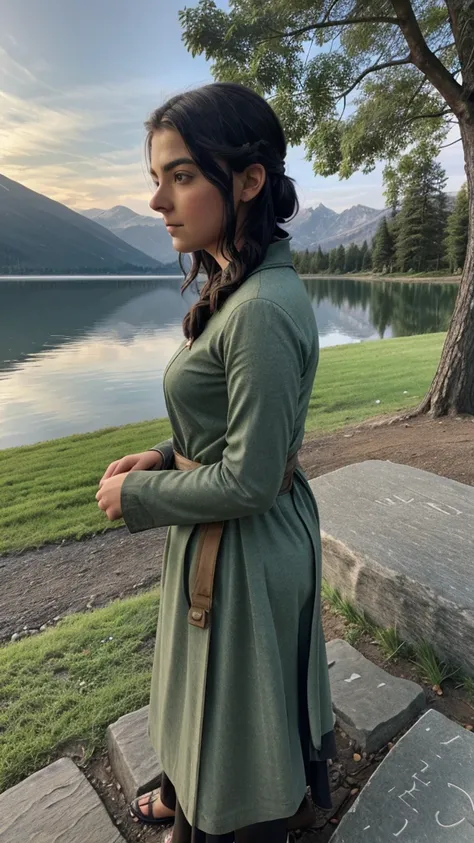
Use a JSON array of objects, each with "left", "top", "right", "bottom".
[{"left": 0, "top": 0, "right": 466, "bottom": 216}]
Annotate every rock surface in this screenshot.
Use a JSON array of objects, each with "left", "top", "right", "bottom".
[
  {"left": 326, "top": 639, "right": 425, "bottom": 752},
  {"left": 107, "top": 705, "right": 162, "bottom": 803},
  {"left": 0, "top": 757, "right": 125, "bottom": 842},
  {"left": 330, "top": 707, "right": 474, "bottom": 842},
  {"left": 310, "top": 461, "right": 474, "bottom": 673}
]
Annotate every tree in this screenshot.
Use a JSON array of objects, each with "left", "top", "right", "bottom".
[
  {"left": 336, "top": 244, "right": 346, "bottom": 272},
  {"left": 328, "top": 248, "right": 339, "bottom": 273},
  {"left": 319, "top": 247, "right": 329, "bottom": 272},
  {"left": 372, "top": 218, "right": 395, "bottom": 273},
  {"left": 360, "top": 240, "right": 371, "bottom": 271},
  {"left": 445, "top": 183, "right": 469, "bottom": 273},
  {"left": 181, "top": 0, "right": 474, "bottom": 416},
  {"left": 344, "top": 242, "right": 361, "bottom": 273},
  {"left": 390, "top": 143, "right": 448, "bottom": 272}
]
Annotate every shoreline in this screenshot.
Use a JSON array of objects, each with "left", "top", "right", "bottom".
[{"left": 302, "top": 272, "right": 460, "bottom": 284}]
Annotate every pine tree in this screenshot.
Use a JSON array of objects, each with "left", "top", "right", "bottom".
[
  {"left": 328, "top": 248, "right": 338, "bottom": 273},
  {"left": 319, "top": 248, "right": 329, "bottom": 272},
  {"left": 394, "top": 146, "right": 448, "bottom": 273},
  {"left": 445, "top": 183, "right": 469, "bottom": 273},
  {"left": 344, "top": 243, "right": 360, "bottom": 273},
  {"left": 336, "top": 244, "right": 345, "bottom": 273},
  {"left": 361, "top": 245, "right": 372, "bottom": 272},
  {"left": 372, "top": 218, "right": 395, "bottom": 273}
]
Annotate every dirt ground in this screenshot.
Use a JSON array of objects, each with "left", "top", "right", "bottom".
[
  {"left": 2, "top": 415, "right": 473, "bottom": 643},
  {"left": 4, "top": 414, "right": 474, "bottom": 840}
]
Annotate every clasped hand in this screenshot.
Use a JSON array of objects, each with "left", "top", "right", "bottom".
[{"left": 96, "top": 450, "right": 163, "bottom": 521}]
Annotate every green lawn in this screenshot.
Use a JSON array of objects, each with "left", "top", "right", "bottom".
[
  {"left": 0, "top": 333, "right": 445, "bottom": 555},
  {"left": 0, "top": 592, "right": 159, "bottom": 792}
]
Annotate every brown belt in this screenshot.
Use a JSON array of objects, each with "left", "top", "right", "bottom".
[{"left": 173, "top": 450, "right": 300, "bottom": 629}]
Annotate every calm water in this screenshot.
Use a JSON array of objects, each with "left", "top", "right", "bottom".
[{"left": 0, "top": 274, "right": 458, "bottom": 449}]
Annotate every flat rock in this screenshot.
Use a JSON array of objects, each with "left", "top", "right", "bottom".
[
  {"left": 326, "top": 639, "right": 425, "bottom": 752},
  {"left": 310, "top": 461, "right": 474, "bottom": 674},
  {"left": 107, "top": 704, "right": 162, "bottom": 803},
  {"left": 331, "top": 708, "right": 474, "bottom": 842},
  {"left": 0, "top": 757, "right": 124, "bottom": 843}
]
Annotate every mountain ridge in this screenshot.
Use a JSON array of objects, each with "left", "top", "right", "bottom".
[
  {"left": 0, "top": 175, "right": 169, "bottom": 274},
  {"left": 80, "top": 201, "right": 388, "bottom": 261}
]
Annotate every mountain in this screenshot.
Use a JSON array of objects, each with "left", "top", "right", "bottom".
[
  {"left": 285, "top": 203, "right": 388, "bottom": 252},
  {"left": 0, "top": 175, "right": 167, "bottom": 274},
  {"left": 81, "top": 205, "right": 177, "bottom": 264}
]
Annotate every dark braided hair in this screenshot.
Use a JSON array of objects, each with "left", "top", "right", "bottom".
[{"left": 144, "top": 83, "right": 299, "bottom": 343}]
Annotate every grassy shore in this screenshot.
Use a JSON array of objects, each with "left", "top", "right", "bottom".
[
  {"left": 0, "top": 332, "right": 445, "bottom": 555},
  {"left": 0, "top": 591, "right": 159, "bottom": 791},
  {"left": 302, "top": 272, "right": 460, "bottom": 284}
]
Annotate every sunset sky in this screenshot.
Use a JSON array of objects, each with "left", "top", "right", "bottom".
[{"left": 0, "top": 0, "right": 466, "bottom": 216}]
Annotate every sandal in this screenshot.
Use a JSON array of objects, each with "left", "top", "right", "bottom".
[{"left": 128, "top": 789, "right": 175, "bottom": 826}]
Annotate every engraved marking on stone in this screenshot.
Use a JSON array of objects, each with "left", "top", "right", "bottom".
[
  {"left": 398, "top": 782, "right": 420, "bottom": 813},
  {"left": 388, "top": 787, "right": 396, "bottom": 793},
  {"left": 435, "top": 813, "right": 466, "bottom": 829},
  {"left": 393, "top": 495, "right": 415, "bottom": 504},
  {"left": 363, "top": 825, "right": 371, "bottom": 831},
  {"left": 425, "top": 502, "right": 462, "bottom": 516},
  {"left": 344, "top": 673, "right": 361, "bottom": 683},
  {"left": 378, "top": 682, "right": 386, "bottom": 688},
  {"left": 393, "top": 819, "right": 409, "bottom": 837},
  {"left": 448, "top": 783, "right": 474, "bottom": 813},
  {"left": 441, "top": 736, "right": 461, "bottom": 746}
]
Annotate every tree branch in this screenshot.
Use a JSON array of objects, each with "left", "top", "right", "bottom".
[
  {"left": 389, "top": 0, "right": 464, "bottom": 116},
  {"left": 264, "top": 16, "right": 400, "bottom": 41},
  {"left": 403, "top": 108, "right": 452, "bottom": 124},
  {"left": 440, "top": 136, "right": 462, "bottom": 149},
  {"left": 338, "top": 56, "right": 412, "bottom": 100}
]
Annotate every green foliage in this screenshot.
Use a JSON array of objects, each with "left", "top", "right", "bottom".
[
  {"left": 360, "top": 240, "right": 372, "bottom": 270},
  {"left": 375, "top": 626, "right": 413, "bottom": 661},
  {"left": 372, "top": 217, "right": 395, "bottom": 272},
  {"left": 413, "top": 639, "right": 460, "bottom": 687},
  {"left": 180, "top": 0, "right": 457, "bottom": 179},
  {"left": 344, "top": 243, "right": 361, "bottom": 273},
  {"left": 391, "top": 143, "right": 448, "bottom": 272},
  {"left": 445, "top": 183, "right": 469, "bottom": 273}
]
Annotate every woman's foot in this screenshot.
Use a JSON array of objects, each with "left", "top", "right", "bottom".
[{"left": 129, "top": 788, "right": 175, "bottom": 825}]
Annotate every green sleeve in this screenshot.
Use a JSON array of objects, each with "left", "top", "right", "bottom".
[
  {"left": 121, "top": 298, "right": 305, "bottom": 532},
  {"left": 148, "top": 439, "right": 175, "bottom": 470}
]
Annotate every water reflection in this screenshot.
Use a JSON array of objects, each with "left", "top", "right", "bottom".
[{"left": 303, "top": 276, "right": 457, "bottom": 338}]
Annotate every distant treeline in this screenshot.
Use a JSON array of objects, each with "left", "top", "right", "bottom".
[
  {"left": 293, "top": 181, "right": 468, "bottom": 277},
  {"left": 0, "top": 262, "right": 182, "bottom": 276}
]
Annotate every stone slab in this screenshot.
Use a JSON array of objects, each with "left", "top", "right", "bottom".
[
  {"left": 0, "top": 757, "right": 125, "bottom": 843},
  {"left": 326, "top": 639, "right": 425, "bottom": 752},
  {"left": 310, "top": 461, "right": 474, "bottom": 674},
  {"left": 331, "top": 708, "right": 474, "bottom": 842},
  {"left": 107, "top": 704, "right": 162, "bottom": 803}
]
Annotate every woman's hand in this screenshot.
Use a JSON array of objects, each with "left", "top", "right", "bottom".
[
  {"left": 96, "top": 473, "right": 128, "bottom": 521},
  {"left": 99, "top": 450, "right": 163, "bottom": 488}
]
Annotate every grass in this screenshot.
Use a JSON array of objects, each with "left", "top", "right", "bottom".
[
  {"left": 321, "top": 581, "right": 470, "bottom": 692},
  {"left": 0, "top": 590, "right": 160, "bottom": 792},
  {"left": 412, "top": 639, "right": 461, "bottom": 688},
  {"left": 375, "top": 626, "right": 413, "bottom": 662},
  {"left": 0, "top": 332, "right": 445, "bottom": 555}
]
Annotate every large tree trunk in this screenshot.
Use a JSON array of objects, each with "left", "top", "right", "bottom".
[{"left": 416, "top": 122, "right": 474, "bottom": 416}]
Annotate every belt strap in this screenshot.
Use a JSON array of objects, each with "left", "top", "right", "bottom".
[{"left": 174, "top": 450, "right": 300, "bottom": 629}]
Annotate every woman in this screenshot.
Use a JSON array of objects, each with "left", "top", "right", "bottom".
[{"left": 96, "top": 82, "right": 336, "bottom": 843}]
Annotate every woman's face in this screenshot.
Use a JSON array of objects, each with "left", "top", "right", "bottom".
[{"left": 148, "top": 127, "right": 227, "bottom": 259}]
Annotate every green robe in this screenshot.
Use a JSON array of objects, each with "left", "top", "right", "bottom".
[{"left": 121, "top": 238, "right": 334, "bottom": 834}]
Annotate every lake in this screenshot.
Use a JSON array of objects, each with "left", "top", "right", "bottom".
[{"left": 0, "top": 274, "right": 458, "bottom": 449}]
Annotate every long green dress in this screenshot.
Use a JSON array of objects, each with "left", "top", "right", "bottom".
[{"left": 121, "top": 238, "right": 335, "bottom": 835}]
